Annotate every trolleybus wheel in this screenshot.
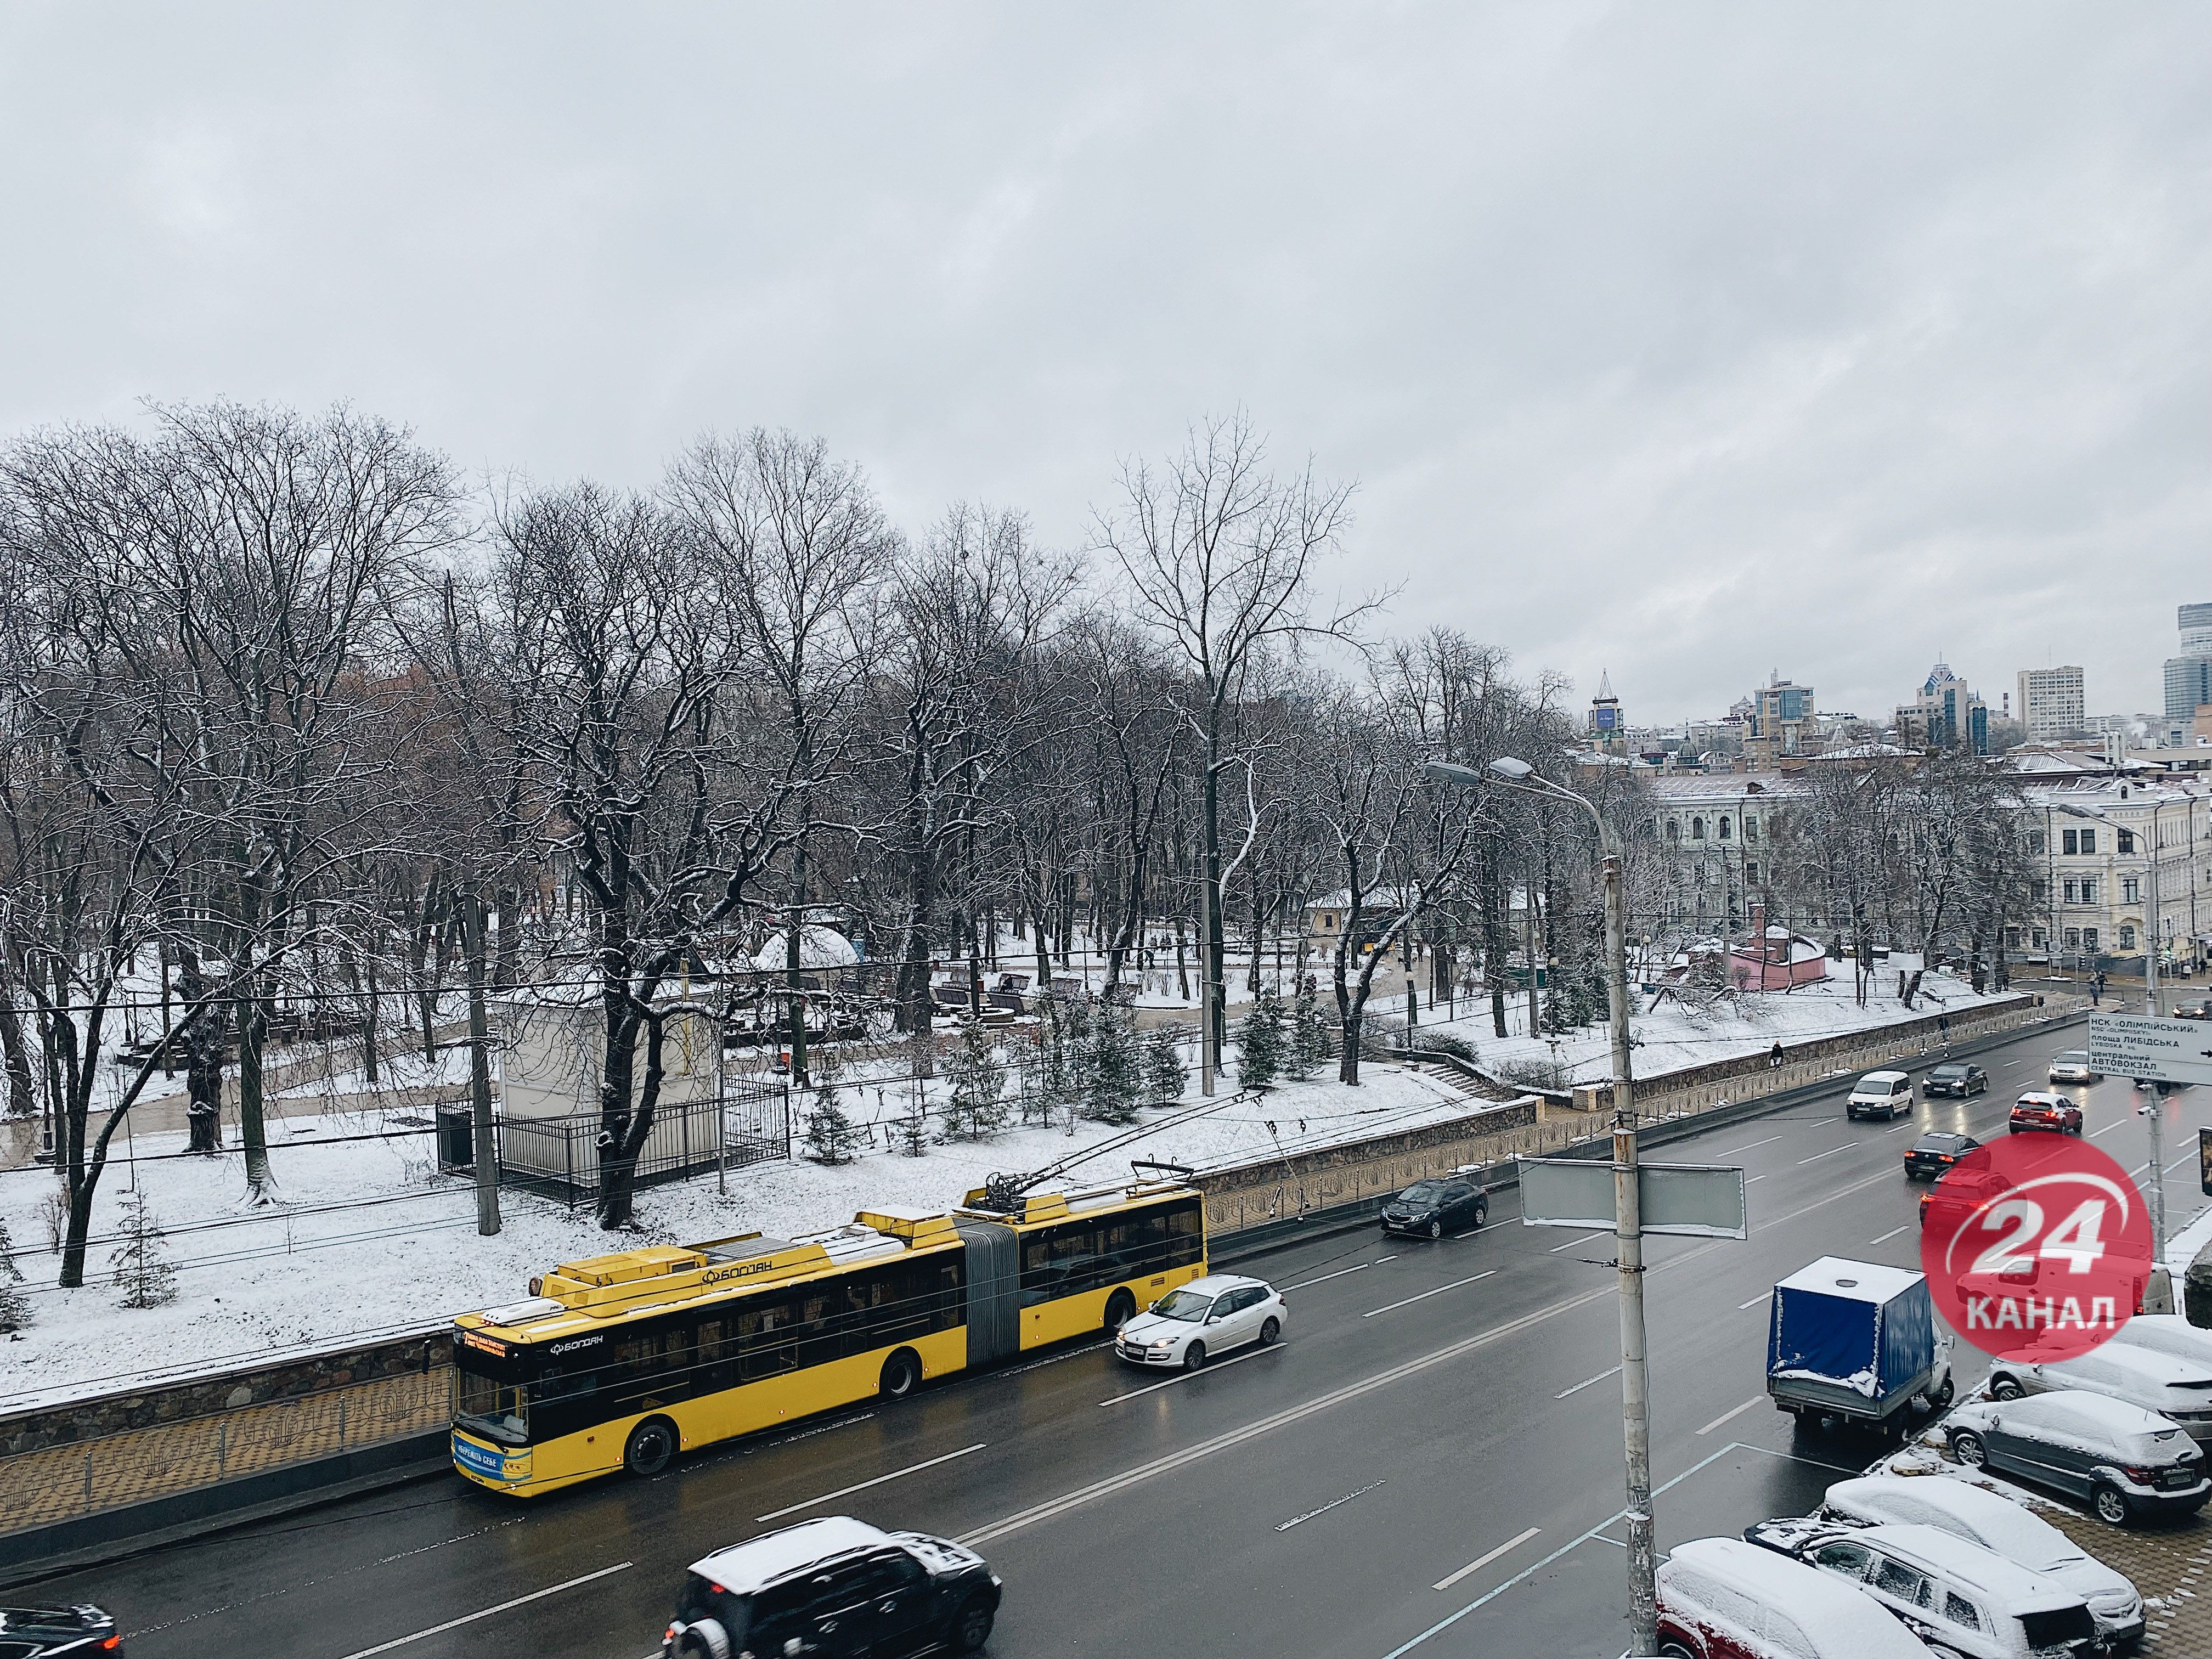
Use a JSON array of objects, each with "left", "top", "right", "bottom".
[
  {"left": 1103, "top": 1289, "right": 1136, "bottom": 1334},
  {"left": 879, "top": 1349, "right": 922, "bottom": 1401},
  {"left": 624, "top": 1417, "right": 676, "bottom": 1477}
]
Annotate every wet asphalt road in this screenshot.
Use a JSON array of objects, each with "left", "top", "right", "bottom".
[{"left": 41, "top": 1015, "right": 2212, "bottom": 1659}]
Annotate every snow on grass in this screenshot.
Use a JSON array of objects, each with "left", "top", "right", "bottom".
[
  {"left": 1430, "top": 964, "right": 2018, "bottom": 1086},
  {"left": 0, "top": 1063, "right": 1479, "bottom": 1410}
]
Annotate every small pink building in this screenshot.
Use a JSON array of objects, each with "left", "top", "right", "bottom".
[{"left": 1729, "top": 904, "right": 1829, "bottom": 990}]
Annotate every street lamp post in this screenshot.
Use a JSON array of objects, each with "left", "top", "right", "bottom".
[
  {"left": 1428, "top": 757, "right": 1655, "bottom": 1654},
  {"left": 2059, "top": 800, "right": 2168, "bottom": 1263}
]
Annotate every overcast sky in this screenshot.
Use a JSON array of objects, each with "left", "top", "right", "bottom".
[{"left": 3, "top": 4, "right": 2207, "bottom": 724}]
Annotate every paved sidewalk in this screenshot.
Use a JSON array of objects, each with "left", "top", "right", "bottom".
[{"left": 2041, "top": 1504, "right": 2212, "bottom": 1655}]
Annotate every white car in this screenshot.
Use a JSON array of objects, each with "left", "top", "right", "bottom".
[
  {"left": 2048, "top": 1051, "right": 2097, "bottom": 1084},
  {"left": 2112, "top": 1312, "right": 2212, "bottom": 1372},
  {"left": 1846, "top": 1070, "right": 1915, "bottom": 1121},
  {"left": 1114, "top": 1273, "right": 1285, "bottom": 1370},
  {"left": 1989, "top": 1342, "right": 2212, "bottom": 1442},
  {"left": 1818, "top": 1475, "right": 2142, "bottom": 1650}
]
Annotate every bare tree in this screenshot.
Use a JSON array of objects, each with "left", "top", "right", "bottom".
[{"left": 1096, "top": 413, "right": 1364, "bottom": 1085}]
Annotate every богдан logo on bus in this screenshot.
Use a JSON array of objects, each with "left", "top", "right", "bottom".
[{"left": 1920, "top": 1134, "right": 2154, "bottom": 1363}]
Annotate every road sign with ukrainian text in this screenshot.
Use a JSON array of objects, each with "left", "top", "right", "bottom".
[
  {"left": 1515, "top": 1156, "right": 1747, "bottom": 1239},
  {"left": 2086, "top": 1013, "right": 2212, "bottom": 1086}
]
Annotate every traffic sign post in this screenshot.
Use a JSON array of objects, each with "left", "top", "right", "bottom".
[
  {"left": 1517, "top": 1156, "right": 1748, "bottom": 1239},
  {"left": 2087, "top": 1013, "right": 2212, "bottom": 1087}
]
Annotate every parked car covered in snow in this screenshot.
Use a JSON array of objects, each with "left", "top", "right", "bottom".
[
  {"left": 1743, "top": 1521, "right": 2102, "bottom": 1658},
  {"left": 1988, "top": 1343, "right": 2212, "bottom": 1442},
  {"left": 1945, "top": 1391, "right": 2210, "bottom": 1525},
  {"left": 1654, "top": 1536, "right": 1934, "bottom": 1659},
  {"left": 1814, "top": 1476, "right": 2143, "bottom": 1651}
]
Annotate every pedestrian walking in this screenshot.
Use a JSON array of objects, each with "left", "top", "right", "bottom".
[
  {"left": 1938, "top": 1013, "right": 1951, "bottom": 1052},
  {"left": 1768, "top": 1041, "right": 1784, "bottom": 1071}
]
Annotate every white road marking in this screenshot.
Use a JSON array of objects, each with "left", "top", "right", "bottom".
[
  {"left": 1275, "top": 1477, "right": 1386, "bottom": 1531},
  {"left": 1739, "top": 1293, "right": 1771, "bottom": 1309},
  {"left": 1555, "top": 1365, "right": 1621, "bottom": 1400},
  {"left": 755, "top": 1442, "right": 986, "bottom": 1521},
  {"left": 960, "top": 1280, "right": 1624, "bottom": 1549},
  {"left": 1797, "top": 1144, "right": 1852, "bottom": 1164},
  {"left": 1719, "top": 1135, "right": 1786, "bottom": 1155},
  {"left": 1744, "top": 1174, "right": 1766, "bottom": 1184},
  {"left": 2092, "top": 1120, "right": 2127, "bottom": 1137},
  {"left": 1883, "top": 1122, "right": 1915, "bottom": 1133},
  {"left": 1549, "top": 1231, "right": 1607, "bottom": 1252},
  {"left": 1097, "top": 1341, "right": 1284, "bottom": 1404},
  {"left": 1280, "top": 1262, "right": 1371, "bottom": 1291},
  {"left": 337, "top": 1563, "right": 632, "bottom": 1658},
  {"left": 1363, "top": 1270, "right": 1497, "bottom": 1318},
  {"left": 1868, "top": 1223, "right": 1912, "bottom": 1245},
  {"left": 1434, "top": 1526, "right": 1543, "bottom": 1590},
  {"left": 1694, "top": 1395, "right": 1765, "bottom": 1436},
  {"left": 2166, "top": 1153, "right": 2196, "bottom": 1173},
  {"left": 998, "top": 1342, "right": 1110, "bottom": 1379},
  {"left": 1451, "top": 1226, "right": 1487, "bottom": 1239},
  {"left": 1375, "top": 1254, "right": 1400, "bottom": 1263}
]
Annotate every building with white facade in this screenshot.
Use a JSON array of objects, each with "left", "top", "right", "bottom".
[
  {"left": 2016, "top": 665, "right": 2085, "bottom": 744},
  {"left": 1643, "top": 772, "right": 1814, "bottom": 937},
  {"left": 2016, "top": 777, "right": 2212, "bottom": 973}
]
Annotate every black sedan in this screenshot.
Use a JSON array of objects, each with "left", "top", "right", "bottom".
[
  {"left": 1904, "top": 1131, "right": 1980, "bottom": 1181},
  {"left": 2174, "top": 999, "right": 2212, "bottom": 1022},
  {"left": 1381, "top": 1176, "right": 1488, "bottom": 1239},
  {"left": 0, "top": 1604, "right": 124, "bottom": 1655},
  {"left": 1921, "top": 1062, "right": 1989, "bottom": 1098}
]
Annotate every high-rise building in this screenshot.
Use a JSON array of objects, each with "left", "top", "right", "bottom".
[
  {"left": 2166, "top": 656, "right": 2212, "bottom": 723},
  {"left": 1587, "top": 670, "right": 1626, "bottom": 754},
  {"left": 2016, "top": 665, "right": 2085, "bottom": 743},
  {"left": 1898, "top": 663, "right": 1989, "bottom": 754},
  {"left": 2181, "top": 602, "right": 2212, "bottom": 656},
  {"left": 1742, "top": 674, "right": 1816, "bottom": 768}
]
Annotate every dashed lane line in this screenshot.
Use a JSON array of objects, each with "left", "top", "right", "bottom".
[
  {"left": 1364, "top": 1271, "right": 1498, "bottom": 1319},
  {"left": 1554, "top": 1365, "right": 1621, "bottom": 1400},
  {"left": 755, "top": 1443, "right": 986, "bottom": 1522},
  {"left": 1281, "top": 1262, "right": 1373, "bottom": 1292},
  {"left": 337, "top": 1563, "right": 632, "bottom": 1659},
  {"left": 1434, "top": 1527, "right": 1542, "bottom": 1591},
  {"left": 1548, "top": 1231, "right": 1607, "bottom": 1252},
  {"left": 1694, "top": 1395, "right": 1765, "bottom": 1437},
  {"left": 1869, "top": 1223, "right": 1912, "bottom": 1245},
  {"left": 1796, "top": 1144, "right": 1853, "bottom": 1164},
  {"left": 1098, "top": 1342, "right": 1284, "bottom": 1404}
]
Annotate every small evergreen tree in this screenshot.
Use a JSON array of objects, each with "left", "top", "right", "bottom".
[
  {"left": 1083, "top": 1008, "right": 1143, "bottom": 1124},
  {"left": 1145, "top": 1026, "right": 1189, "bottom": 1105},
  {"left": 0, "top": 1215, "right": 26, "bottom": 1333},
  {"left": 1289, "top": 986, "right": 1329, "bottom": 1079},
  {"left": 1238, "top": 988, "right": 1288, "bottom": 1093},
  {"left": 803, "top": 1085, "right": 860, "bottom": 1165},
  {"left": 109, "top": 1190, "right": 178, "bottom": 1310},
  {"left": 941, "top": 1017, "right": 1009, "bottom": 1141},
  {"left": 900, "top": 1099, "right": 930, "bottom": 1156}
]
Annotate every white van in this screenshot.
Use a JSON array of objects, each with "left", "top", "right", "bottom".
[
  {"left": 1990, "top": 1342, "right": 2212, "bottom": 1442},
  {"left": 1656, "top": 1536, "right": 1934, "bottom": 1659},
  {"left": 1847, "top": 1071, "right": 1916, "bottom": 1121},
  {"left": 1818, "top": 1476, "right": 2141, "bottom": 1649},
  {"left": 1795, "top": 1523, "right": 2100, "bottom": 1658}
]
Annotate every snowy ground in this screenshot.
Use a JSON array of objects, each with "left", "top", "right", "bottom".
[
  {"left": 0, "top": 1063, "right": 1480, "bottom": 1411},
  {"left": 1425, "top": 959, "right": 2018, "bottom": 1086}
]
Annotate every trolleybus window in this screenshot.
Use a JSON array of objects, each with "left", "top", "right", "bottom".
[{"left": 455, "top": 1369, "right": 528, "bottom": 1444}]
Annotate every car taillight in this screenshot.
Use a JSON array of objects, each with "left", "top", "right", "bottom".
[
  {"left": 2122, "top": 1466, "right": 2154, "bottom": 1484},
  {"left": 103, "top": 1641, "right": 120, "bottom": 1654}
]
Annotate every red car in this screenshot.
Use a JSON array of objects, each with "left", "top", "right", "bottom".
[{"left": 2008, "top": 1091, "right": 2083, "bottom": 1135}]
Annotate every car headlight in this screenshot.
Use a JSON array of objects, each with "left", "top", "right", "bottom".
[{"left": 1148, "top": 1338, "right": 1174, "bottom": 1349}]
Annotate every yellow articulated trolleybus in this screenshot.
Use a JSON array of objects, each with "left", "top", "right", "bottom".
[{"left": 449, "top": 1175, "right": 1206, "bottom": 1496}]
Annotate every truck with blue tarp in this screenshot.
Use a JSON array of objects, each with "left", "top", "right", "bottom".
[{"left": 1768, "top": 1256, "right": 1954, "bottom": 1435}]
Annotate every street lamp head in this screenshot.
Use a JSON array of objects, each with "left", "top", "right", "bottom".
[
  {"left": 1423, "top": 760, "right": 1488, "bottom": 789},
  {"left": 1488, "top": 755, "right": 1536, "bottom": 781}
]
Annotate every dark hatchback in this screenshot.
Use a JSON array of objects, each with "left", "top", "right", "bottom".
[
  {"left": 0, "top": 1605, "right": 122, "bottom": 1656},
  {"left": 1921, "top": 1062, "right": 1988, "bottom": 1098},
  {"left": 666, "top": 1519, "right": 1001, "bottom": 1659},
  {"left": 1904, "top": 1131, "right": 1980, "bottom": 1181},
  {"left": 1381, "top": 1176, "right": 1488, "bottom": 1239}
]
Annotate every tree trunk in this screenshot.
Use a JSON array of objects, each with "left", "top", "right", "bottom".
[
  {"left": 461, "top": 890, "right": 500, "bottom": 1236},
  {"left": 236, "top": 967, "right": 274, "bottom": 1198}
]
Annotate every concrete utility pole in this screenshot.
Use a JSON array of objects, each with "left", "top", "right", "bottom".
[
  {"left": 1428, "top": 757, "right": 1655, "bottom": 1655},
  {"left": 2146, "top": 807, "right": 2167, "bottom": 1263}
]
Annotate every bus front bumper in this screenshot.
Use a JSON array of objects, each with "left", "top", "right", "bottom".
[{"left": 453, "top": 1429, "right": 533, "bottom": 1490}]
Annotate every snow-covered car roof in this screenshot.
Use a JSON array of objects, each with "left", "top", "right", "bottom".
[
  {"left": 1660, "top": 1538, "right": 1930, "bottom": 1657},
  {"left": 1775, "top": 1257, "right": 1923, "bottom": 1305},
  {"left": 1822, "top": 1477, "right": 2081, "bottom": 1572},
  {"left": 2045, "top": 1344, "right": 2212, "bottom": 1387},
  {"left": 1852, "top": 1522, "right": 2079, "bottom": 1611},
  {"left": 2114, "top": 1314, "right": 2212, "bottom": 1364},
  {"left": 691, "top": 1517, "right": 895, "bottom": 1593},
  {"left": 1970, "top": 1387, "right": 2181, "bottom": 1442}
]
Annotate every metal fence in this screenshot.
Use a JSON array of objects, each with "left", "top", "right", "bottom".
[{"left": 496, "top": 1080, "right": 791, "bottom": 1207}]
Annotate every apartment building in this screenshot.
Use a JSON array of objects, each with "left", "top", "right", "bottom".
[
  {"left": 2015, "top": 665, "right": 2085, "bottom": 743},
  {"left": 2017, "top": 778, "right": 2212, "bottom": 972}
]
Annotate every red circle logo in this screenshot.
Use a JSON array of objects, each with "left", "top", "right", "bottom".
[{"left": 1920, "top": 1133, "right": 2153, "bottom": 1363}]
